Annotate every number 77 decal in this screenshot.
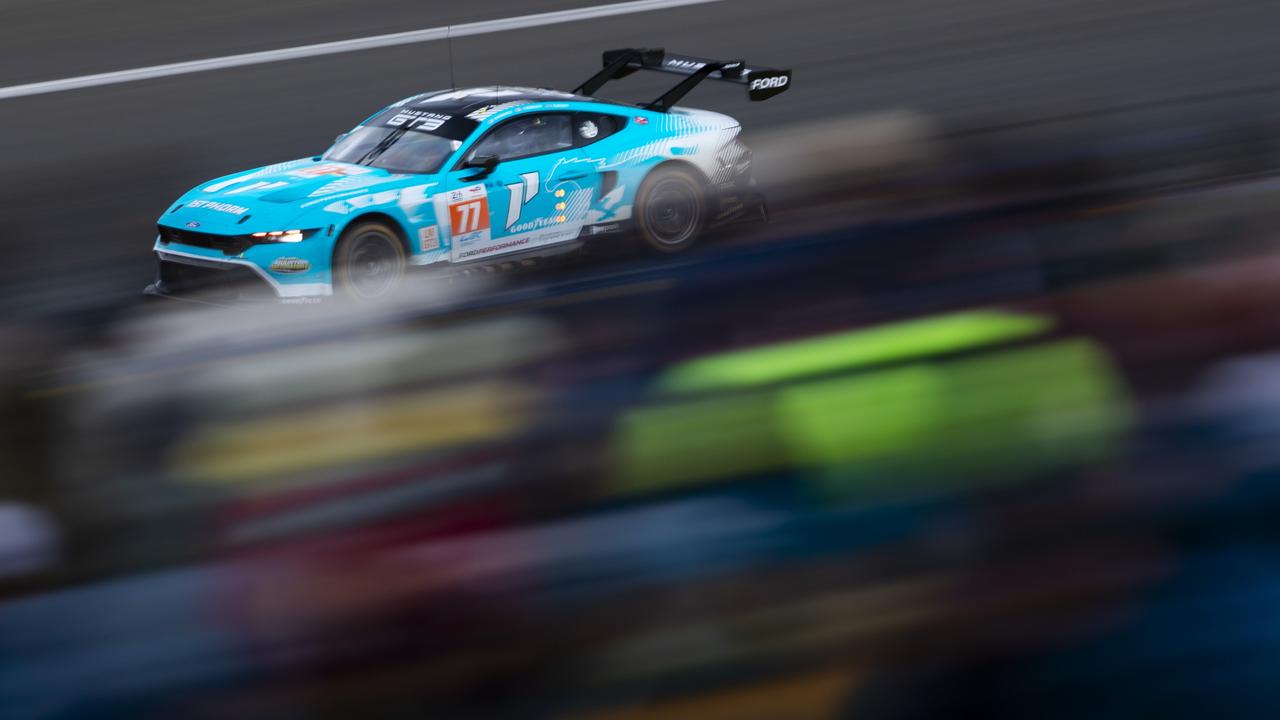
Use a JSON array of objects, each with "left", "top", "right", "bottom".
[
  {"left": 453, "top": 200, "right": 486, "bottom": 234},
  {"left": 505, "top": 172, "right": 540, "bottom": 229},
  {"left": 447, "top": 184, "right": 491, "bottom": 237}
]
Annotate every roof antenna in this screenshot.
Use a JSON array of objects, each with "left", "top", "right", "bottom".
[{"left": 446, "top": 25, "right": 457, "bottom": 89}]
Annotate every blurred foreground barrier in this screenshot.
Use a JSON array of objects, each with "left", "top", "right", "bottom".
[{"left": 612, "top": 310, "right": 1133, "bottom": 496}]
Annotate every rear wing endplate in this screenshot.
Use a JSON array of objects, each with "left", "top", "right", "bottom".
[{"left": 573, "top": 48, "right": 792, "bottom": 112}]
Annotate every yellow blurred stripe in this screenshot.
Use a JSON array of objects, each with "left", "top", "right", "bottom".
[{"left": 173, "top": 381, "right": 536, "bottom": 484}]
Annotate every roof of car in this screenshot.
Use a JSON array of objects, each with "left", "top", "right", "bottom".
[
  {"left": 363, "top": 86, "right": 612, "bottom": 140},
  {"left": 396, "top": 86, "right": 600, "bottom": 118}
]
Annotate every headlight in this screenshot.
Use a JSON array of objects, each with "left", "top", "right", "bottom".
[{"left": 250, "top": 229, "right": 315, "bottom": 243}]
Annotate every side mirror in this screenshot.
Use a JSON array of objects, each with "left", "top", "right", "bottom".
[
  {"left": 333, "top": 132, "right": 348, "bottom": 145},
  {"left": 462, "top": 154, "right": 500, "bottom": 180}
]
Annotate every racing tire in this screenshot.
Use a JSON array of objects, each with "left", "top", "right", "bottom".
[
  {"left": 634, "top": 166, "right": 708, "bottom": 254},
  {"left": 333, "top": 221, "right": 407, "bottom": 301}
]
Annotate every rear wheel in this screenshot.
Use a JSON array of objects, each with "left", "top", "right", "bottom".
[
  {"left": 333, "top": 221, "right": 407, "bottom": 301},
  {"left": 634, "top": 166, "right": 708, "bottom": 254}
]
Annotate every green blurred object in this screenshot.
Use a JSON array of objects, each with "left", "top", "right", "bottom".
[
  {"left": 658, "top": 311, "right": 1055, "bottom": 394},
  {"left": 612, "top": 392, "right": 788, "bottom": 494},
  {"left": 613, "top": 312, "right": 1132, "bottom": 497},
  {"left": 784, "top": 340, "right": 1133, "bottom": 498}
]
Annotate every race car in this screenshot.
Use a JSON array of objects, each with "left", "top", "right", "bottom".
[{"left": 146, "top": 48, "right": 791, "bottom": 302}]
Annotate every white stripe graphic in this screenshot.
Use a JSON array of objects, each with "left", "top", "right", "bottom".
[{"left": 0, "top": 0, "right": 726, "bottom": 101}]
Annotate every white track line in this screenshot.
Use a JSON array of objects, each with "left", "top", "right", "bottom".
[{"left": 0, "top": 0, "right": 726, "bottom": 101}]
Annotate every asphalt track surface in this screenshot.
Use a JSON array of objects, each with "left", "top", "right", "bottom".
[{"left": 1, "top": 0, "right": 1279, "bottom": 315}]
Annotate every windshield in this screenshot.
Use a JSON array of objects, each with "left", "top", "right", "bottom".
[{"left": 323, "top": 126, "right": 462, "bottom": 175}]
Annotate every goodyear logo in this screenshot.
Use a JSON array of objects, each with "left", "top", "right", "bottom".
[{"left": 269, "top": 257, "right": 310, "bottom": 274}]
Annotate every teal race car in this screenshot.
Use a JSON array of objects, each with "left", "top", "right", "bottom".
[{"left": 146, "top": 49, "right": 791, "bottom": 302}]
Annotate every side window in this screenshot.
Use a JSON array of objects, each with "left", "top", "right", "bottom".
[
  {"left": 468, "top": 114, "right": 573, "bottom": 162},
  {"left": 573, "top": 113, "right": 626, "bottom": 147}
]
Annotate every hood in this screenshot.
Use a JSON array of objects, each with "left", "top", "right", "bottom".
[{"left": 161, "top": 157, "right": 429, "bottom": 234}]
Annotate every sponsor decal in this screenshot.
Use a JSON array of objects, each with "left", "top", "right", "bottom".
[
  {"left": 187, "top": 199, "right": 250, "bottom": 215},
  {"left": 749, "top": 75, "right": 790, "bottom": 91},
  {"left": 466, "top": 101, "right": 531, "bottom": 121},
  {"left": 418, "top": 225, "right": 440, "bottom": 252},
  {"left": 386, "top": 110, "right": 452, "bottom": 132},
  {"left": 589, "top": 223, "right": 622, "bottom": 235},
  {"left": 510, "top": 215, "right": 567, "bottom": 234},
  {"left": 269, "top": 257, "right": 311, "bottom": 274},
  {"left": 666, "top": 58, "right": 705, "bottom": 71},
  {"left": 504, "top": 172, "right": 541, "bottom": 230},
  {"left": 634, "top": 116, "right": 649, "bottom": 125},
  {"left": 747, "top": 71, "right": 792, "bottom": 100},
  {"left": 446, "top": 183, "right": 491, "bottom": 245},
  {"left": 578, "top": 120, "right": 599, "bottom": 139},
  {"left": 291, "top": 163, "right": 371, "bottom": 178},
  {"left": 457, "top": 237, "right": 530, "bottom": 260},
  {"left": 186, "top": 221, "right": 201, "bottom": 228}
]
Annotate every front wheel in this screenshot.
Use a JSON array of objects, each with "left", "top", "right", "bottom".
[
  {"left": 634, "top": 166, "right": 708, "bottom": 254},
  {"left": 332, "top": 221, "right": 407, "bottom": 301}
]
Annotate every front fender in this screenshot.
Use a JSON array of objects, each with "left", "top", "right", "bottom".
[{"left": 320, "top": 181, "right": 449, "bottom": 266}]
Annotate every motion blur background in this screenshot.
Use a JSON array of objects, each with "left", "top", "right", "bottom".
[{"left": 5, "top": 0, "right": 1280, "bottom": 717}]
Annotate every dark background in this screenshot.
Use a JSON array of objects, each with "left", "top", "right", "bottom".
[{"left": 2, "top": 0, "right": 1278, "bottom": 312}]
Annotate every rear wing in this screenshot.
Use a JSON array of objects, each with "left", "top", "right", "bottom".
[{"left": 573, "top": 48, "right": 792, "bottom": 112}]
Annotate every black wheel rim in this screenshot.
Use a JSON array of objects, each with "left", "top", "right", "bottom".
[
  {"left": 348, "top": 232, "right": 400, "bottom": 297},
  {"left": 645, "top": 178, "right": 700, "bottom": 246}
]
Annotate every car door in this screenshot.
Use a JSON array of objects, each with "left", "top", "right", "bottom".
[{"left": 441, "top": 112, "right": 593, "bottom": 263}]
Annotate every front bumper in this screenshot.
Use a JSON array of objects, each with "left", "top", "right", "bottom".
[
  {"left": 146, "top": 252, "right": 282, "bottom": 303},
  {"left": 147, "top": 235, "right": 334, "bottom": 302}
]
